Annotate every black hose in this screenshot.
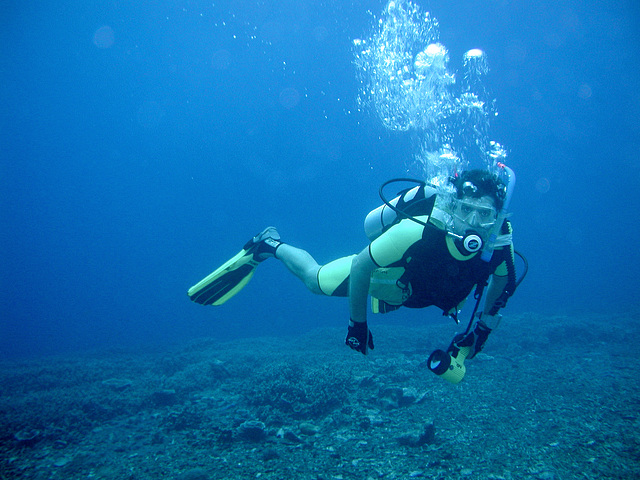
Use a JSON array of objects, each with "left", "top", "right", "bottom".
[
  {"left": 514, "top": 250, "right": 528, "bottom": 287},
  {"left": 378, "top": 178, "right": 430, "bottom": 228}
]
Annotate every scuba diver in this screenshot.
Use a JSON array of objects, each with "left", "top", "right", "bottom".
[{"left": 189, "top": 166, "right": 524, "bottom": 383}]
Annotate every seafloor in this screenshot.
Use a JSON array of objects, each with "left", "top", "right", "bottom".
[{"left": 1, "top": 312, "right": 639, "bottom": 480}]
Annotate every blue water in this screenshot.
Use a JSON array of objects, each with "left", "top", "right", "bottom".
[{"left": 1, "top": 0, "right": 638, "bottom": 359}]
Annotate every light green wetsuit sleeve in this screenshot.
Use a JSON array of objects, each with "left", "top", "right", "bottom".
[{"left": 368, "top": 216, "right": 427, "bottom": 267}]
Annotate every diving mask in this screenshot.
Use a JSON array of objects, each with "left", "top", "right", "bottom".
[{"left": 452, "top": 197, "right": 498, "bottom": 231}]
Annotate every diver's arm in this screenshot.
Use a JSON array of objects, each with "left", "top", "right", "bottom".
[
  {"left": 349, "top": 247, "right": 376, "bottom": 323},
  {"left": 449, "top": 273, "right": 508, "bottom": 361},
  {"left": 480, "top": 273, "right": 508, "bottom": 330},
  {"left": 464, "top": 273, "right": 508, "bottom": 358},
  {"left": 484, "top": 274, "right": 508, "bottom": 315},
  {"left": 344, "top": 247, "right": 376, "bottom": 355}
]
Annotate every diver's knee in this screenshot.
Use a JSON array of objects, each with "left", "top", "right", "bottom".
[{"left": 306, "top": 266, "right": 323, "bottom": 294}]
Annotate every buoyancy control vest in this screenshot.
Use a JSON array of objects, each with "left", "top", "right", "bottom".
[{"left": 396, "top": 222, "right": 509, "bottom": 313}]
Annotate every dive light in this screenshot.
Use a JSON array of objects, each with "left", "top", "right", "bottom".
[{"left": 427, "top": 346, "right": 471, "bottom": 384}]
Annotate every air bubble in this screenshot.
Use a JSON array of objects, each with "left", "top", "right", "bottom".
[{"left": 354, "top": 0, "right": 505, "bottom": 183}]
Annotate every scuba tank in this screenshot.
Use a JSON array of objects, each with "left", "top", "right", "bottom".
[
  {"left": 364, "top": 178, "right": 484, "bottom": 256},
  {"left": 364, "top": 180, "right": 438, "bottom": 241}
]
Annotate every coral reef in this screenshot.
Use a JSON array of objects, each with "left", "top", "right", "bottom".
[{"left": 1, "top": 312, "right": 639, "bottom": 479}]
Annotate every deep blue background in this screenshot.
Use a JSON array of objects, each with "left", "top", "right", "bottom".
[{"left": 1, "top": 0, "right": 639, "bottom": 358}]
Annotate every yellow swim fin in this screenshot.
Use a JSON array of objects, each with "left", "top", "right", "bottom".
[
  {"left": 188, "top": 227, "right": 280, "bottom": 306},
  {"left": 188, "top": 248, "right": 259, "bottom": 306}
]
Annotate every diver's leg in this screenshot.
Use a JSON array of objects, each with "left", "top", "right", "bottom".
[
  {"left": 274, "top": 244, "right": 323, "bottom": 294},
  {"left": 253, "top": 227, "right": 353, "bottom": 297}
]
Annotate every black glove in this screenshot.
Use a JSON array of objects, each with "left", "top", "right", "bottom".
[
  {"left": 345, "top": 320, "right": 374, "bottom": 355},
  {"left": 447, "top": 320, "right": 491, "bottom": 360}
]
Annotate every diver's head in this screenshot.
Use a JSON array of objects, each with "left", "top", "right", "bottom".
[
  {"left": 448, "top": 170, "right": 506, "bottom": 237},
  {"left": 450, "top": 169, "right": 506, "bottom": 209}
]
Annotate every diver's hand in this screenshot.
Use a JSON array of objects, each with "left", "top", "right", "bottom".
[
  {"left": 345, "top": 320, "right": 374, "bottom": 355},
  {"left": 447, "top": 321, "right": 491, "bottom": 360}
]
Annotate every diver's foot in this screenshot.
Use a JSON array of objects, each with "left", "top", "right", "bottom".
[{"left": 245, "top": 226, "right": 282, "bottom": 261}]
